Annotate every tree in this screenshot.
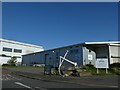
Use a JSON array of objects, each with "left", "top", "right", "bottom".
[{"left": 7, "top": 57, "right": 17, "bottom": 66}]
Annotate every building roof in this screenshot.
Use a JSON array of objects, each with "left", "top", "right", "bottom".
[
  {"left": 22, "top": 41, "right": 120, "bottom": 56},
  {"left": 84, "top": 41, "right": 120, "bottom": 45},
  {"left": 0, "top": 38, "right": 43, "bottom": 49}
]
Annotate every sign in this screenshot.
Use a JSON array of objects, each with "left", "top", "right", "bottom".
[
  {"left": 88, "top": 54, "right": 93, "bottom": 60},
  {"left": 95, "top": 58, "right": 109, "bottom": 68}
]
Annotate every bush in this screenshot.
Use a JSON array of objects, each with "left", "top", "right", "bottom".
[
  {"left": 110, "top": 63, "right": 120, "bottom": 68},
  {"left": 2, "top": 64, "right": 10, "bottom": 67},
  {"left": 80, "top": 64, "right": 96, "bottom": 70},
  {"left": 109, "top": 63, "right": 120, "bottom": 75},
  {"left": 7, "top": 57, "right": 17, "bottom": 66},
  {"left": 79, "top": 64, "right": 96, "bottom": 75},
  {"left": 51, "top": 68, "right": 59, "bottom": 75}
]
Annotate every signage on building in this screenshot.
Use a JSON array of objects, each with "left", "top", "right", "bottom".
[
  {"left": 95, "top": 58, "right": 109, "bottom": 68},
  {"left": 88, "top": 54, "right": 93, "bottom": 60}
]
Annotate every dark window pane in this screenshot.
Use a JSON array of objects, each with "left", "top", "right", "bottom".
[
  {"left": 3, "top": 47, "right": 12, "bottom": 52},
  {"left": 14, "top": 49, "right": 22, "bottom": 53}
]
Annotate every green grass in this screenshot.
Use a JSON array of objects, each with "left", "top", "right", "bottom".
[
  {"left": 79, "top": 64, "right": 120, "bottom": 76},
  {"left": 109, "top": 67, "right": 120, "bottom": 75},
  {"left": 2, "top": 65, "right": 45, "bottom": 69}
]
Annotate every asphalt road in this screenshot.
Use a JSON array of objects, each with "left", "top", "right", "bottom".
[{"left": 1, "top": 68, "right": 119, "bottom": 90}]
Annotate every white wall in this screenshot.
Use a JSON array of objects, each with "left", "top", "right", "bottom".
[
  {"left": 0, "top": 39, "right": 44, "bottom": 65},
  {"left": 83, "top": 47, "right": 96, "bottom": 66},
  {"left": 0, "top": 57, "right": 11, "bottom": 65},
  {"left": 109, "top": 45, "right": 120, "bottom": 64}
]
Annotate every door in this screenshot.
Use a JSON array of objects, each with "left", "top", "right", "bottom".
[{"left": 44, "top": 53, "right": 51, "bottom": 75}]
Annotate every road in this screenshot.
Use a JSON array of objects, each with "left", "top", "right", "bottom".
[{"left": 1, "top": 68, "right": 119, "bottom": 90}]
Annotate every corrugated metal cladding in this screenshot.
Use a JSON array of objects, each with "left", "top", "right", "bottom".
[
  {"left": 22, "top": 42, "right": 120, "bottom": 67},
  {"left": 22, "top": 45, "right": 83, "bottom": 67}
]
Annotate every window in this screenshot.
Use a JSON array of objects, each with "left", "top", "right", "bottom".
[
  {"left": 14, "top": 49, "right": 22, "bottom": 53},
  {"left": 3, "top": 47, "right": 12, "bottom": 52}
]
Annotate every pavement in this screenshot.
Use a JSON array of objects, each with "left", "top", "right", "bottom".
[{"left": 1, "top": 67, "right": 120, "bottom": 90}]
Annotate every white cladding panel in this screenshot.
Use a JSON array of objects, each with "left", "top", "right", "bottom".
[
  {"left": 0, "top": 57, "right": 11, "bottom": 65},
  {"left": 110, "top": 46, "right": 119, "bottom": 57},
  {"left": 110, "top": 45, "right": 120, "bottom": 64}
]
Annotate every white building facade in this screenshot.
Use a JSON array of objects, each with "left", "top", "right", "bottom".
[{"left": 0, "top": 38, "right": 44, "bottom": 65}]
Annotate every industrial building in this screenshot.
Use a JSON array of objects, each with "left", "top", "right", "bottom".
[
  {"left": 0, "top": 38, "right": 44, "bottom": 65},
  {"left": 22, "top": 41, "right": 120, "bottom": 69}
]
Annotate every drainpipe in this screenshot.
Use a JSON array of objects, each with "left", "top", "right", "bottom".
[{"left": 108, "top": 44, "right": 111, "bottom": 67}]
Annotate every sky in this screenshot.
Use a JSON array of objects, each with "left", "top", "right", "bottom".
[{"left": 2, "top": 2, "right": 118, "bottom": 50}]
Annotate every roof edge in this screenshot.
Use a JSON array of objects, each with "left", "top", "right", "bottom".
[{"left": 0, "top": 38, "right": 44, "bottom": 49}]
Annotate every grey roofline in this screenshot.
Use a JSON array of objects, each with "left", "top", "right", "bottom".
[
  {"left": 22, "top": 42, "right": 85, "bottom": 56},
  {"left": 84, "top": 41, "right": 120, "bottom": 44},
  {"left": 22, "top": 41, "right": 120, "bottom": 56},
  {"left": 0, "top": 38, "right": 44, "bottom": 49}
]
